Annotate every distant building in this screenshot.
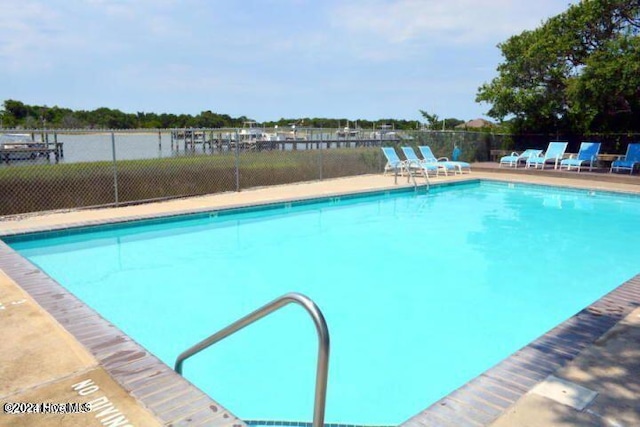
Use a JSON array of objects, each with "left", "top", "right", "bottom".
[{"left": 455, "top": 118, "right": 495, "bottom": 129}]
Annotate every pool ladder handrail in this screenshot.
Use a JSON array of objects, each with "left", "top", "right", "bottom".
[
  {"left": 174, "top": 292, "right": 330, "bottom": 427},
  {"left": 396, "top": 159, "right": 429, "bottom": 192}
]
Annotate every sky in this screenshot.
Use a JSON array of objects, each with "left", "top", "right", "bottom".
[{"left": 0, "top": 0, "right": 577, "bottom": 123}]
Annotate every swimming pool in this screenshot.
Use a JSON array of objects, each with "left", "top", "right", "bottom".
[{"left": 5, "top": 180, "right": 640, "bottom": 425}]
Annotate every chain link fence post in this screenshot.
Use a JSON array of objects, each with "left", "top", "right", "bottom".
[
  {"left": 111, "top": 131, "right": 119, "bottom": 206},
  {"left": 234, "top": 129, "right": 240, "bottom": 191},
  {"left": 318, "top": 138, "right": 323, "bottom": 181}
]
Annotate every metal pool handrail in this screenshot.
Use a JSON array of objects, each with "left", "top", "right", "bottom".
[
  {"left": 174, "top": 292, "right": 330, "bottom": 427},
  {"left": 396, "top": 159, "right": 430, "bottom": 191}
]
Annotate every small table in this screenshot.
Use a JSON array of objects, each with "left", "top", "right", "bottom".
[
  {"left": 595, "top": 154, "right": 618, "bottom": 170},
  {"left": 490, "top": 150, "right": 511, "bottom": 162}
]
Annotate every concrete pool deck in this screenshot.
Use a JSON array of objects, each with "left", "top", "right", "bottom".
[{"left": 1, "top": 169, "right": 639, "bottom": 426}]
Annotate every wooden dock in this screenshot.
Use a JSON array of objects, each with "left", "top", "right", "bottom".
[
  {"left": 170, "top": 129, "right": 398, "bottom": 152},
  {"left": 202, "top": 138, "right": 391, "bottom": 151},
  {"left": 0, "top": 142, "right": 64, "bottom": 164}
]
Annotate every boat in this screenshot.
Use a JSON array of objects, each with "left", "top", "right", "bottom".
[
  {"left": 277, "top": 123, "right": 306, "bottom": 141},
  {"left": 336, "top": 128, "right": 360, "bottom": 138},
  {"left": 225, "top": 121, "right": 283, "bottom": 150},
  {"left": 238, "top": 121, "right": 274, "bottom": 143},
  {"left": 370, "top": 124, "right": 400, "bottom": 140},
  {"left": 336, "top": 121, "right": 361, "bottom": 139}
]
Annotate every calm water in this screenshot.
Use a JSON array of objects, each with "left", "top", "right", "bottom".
[
  {"left": 1, "top": 132, "right": 353, "bottom": 165},
  {"left": 7, "top": 181, "right": 640, "bottom": 424}
]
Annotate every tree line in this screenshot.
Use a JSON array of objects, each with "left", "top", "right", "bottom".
[
  {"left": 0, "top": 100, "right": 248, "bottom": 129},
  {"left": 0, "top": 99, "right": 449, "bottom": 131}
]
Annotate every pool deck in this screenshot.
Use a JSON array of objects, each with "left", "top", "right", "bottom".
[{"left": 1, "top": 166, "right": 639, "bottom": 426}]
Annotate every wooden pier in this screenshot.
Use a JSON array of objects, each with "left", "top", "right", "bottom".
[
  {"left": 0, "top": 142, "right": 64, "bottom": 164},
  {"left": 183, "top": 138, "right": 394, "bottom": 152},
  {"left": 170, "top": 129, "right": 396, "bottom": 152}
]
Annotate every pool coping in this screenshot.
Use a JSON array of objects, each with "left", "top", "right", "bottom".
[
  {"left": 1, "top": 177, "right": 640, "bottom": 426},
  {"left": 0, "top": 180, "right": 473, "bottom": 240}
]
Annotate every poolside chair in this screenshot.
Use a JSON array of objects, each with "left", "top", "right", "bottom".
[
  {"left": 401, "top": 146, "right": 449, "bottom": 176},
  {"left": 381, "top": 147, "right": 439, "bottom": 177},
  {"left": 559, "top": 142, "right": 601, "bottom": 172},
  {"left": 526, "top": 142, "right": 568, "bottom": 170},
  {"left": 418, "top": 146, "right": 471, "bottom": 174},
  {"left": 381, "top": 146, "right": 406, "bottom": 175},
  {"left": 610, "top": 143, "right": 640, "bottom": 174},
  {"left": 499, "top": 149, "right": 543, "bottom": 168}
]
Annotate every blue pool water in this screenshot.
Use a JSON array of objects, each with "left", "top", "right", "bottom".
[{"left": 7, "top": 181, "right": 640, "bottom": 425}]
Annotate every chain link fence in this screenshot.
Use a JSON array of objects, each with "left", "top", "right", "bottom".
[
  {"left": 0, "top": 128, "right": 500, "bottom": 217},
  {"left": 399, "top": 130, "right": 508, "bottom": 162}
]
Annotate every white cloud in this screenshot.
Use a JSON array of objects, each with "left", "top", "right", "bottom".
[
  {"left": 0, "top": 0, "right": 191, "bottom": 73},
  {"left": 85, "top": 0, "right": 136, "bottom": 19},
  {"left": 0, "top": 1, "right": 67, "bottom": 71},
  {"left": 0, "top": 0, "right": 579, "bottom": 120},
  {"left": 331, "top": 0, "right": 573, "bottom": 49}
]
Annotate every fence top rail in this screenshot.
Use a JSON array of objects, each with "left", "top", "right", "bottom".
[{"left": 1, "top": 127, "right": 510, "bottom": 135}]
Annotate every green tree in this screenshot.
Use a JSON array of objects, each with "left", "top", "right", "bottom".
[
  {"left": 419, "top": 110, "right": 464, "bottom": 130},
  {"left": 4, "top": 99, "right": 29, "bottom": 121},
  {"left": 419, "top": 110, "right": 439, "bottom": 129},
  {"left": 61, "top": 113, "right": 84, "bottom": 128},
  {"left": 476, "top": 0, "right": 640, "bottom": 134},
  {"left": 567, "top": 35, "right": 640, "bottom": 132}
]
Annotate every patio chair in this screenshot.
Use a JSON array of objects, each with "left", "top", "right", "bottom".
[
  {"left": 401, "top": 146, "right": 450, "bottom": 176},
  {"left": 499, "top": 149, "right": 543, "bottom": 168},
  {"left": 610, "top": 143, "right": 640, "bottom": 174},
  {"left": 381, "top": 146, "right": 406, "bottom": 175},
  {"left": 559, "top": 142, "right": 601, "bottom": 172},
  {"left": 418, "top": 146, "right": 471, "bottom": 174},
  {"left": 526, "top": 142, "right": 568, "bottom": 170},
  {"left": 381, "top": 146, "right": 439, "bottom": 177}
]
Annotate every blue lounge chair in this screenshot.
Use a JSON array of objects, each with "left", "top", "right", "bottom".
[
  {"left": 610, "top": 143, "right": 640, "bottom": 174},
  {"left": 381, "top": 146, "right": 406, "bottom": 175},
  {"left": 559, "top": 142, "right": 601, "bottom": 172},
  {"left": 526, "top": 142, "right": 568, "bottom": 170},
  {"left": 499, "top": 149, "right": 543, "bottom": 168},
  {"left": 381, "top": 147, "right": 439, "bottom": 177},
  {"left": 401, "top": 146, "right": 449, "bottom": 176},
  {"left": 418, "top": 146, "right": 471, "bottom": 174}
]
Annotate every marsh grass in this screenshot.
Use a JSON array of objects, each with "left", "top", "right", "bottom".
[{"left": 0, "top": 148, "right": 383, "bottom": 216}]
